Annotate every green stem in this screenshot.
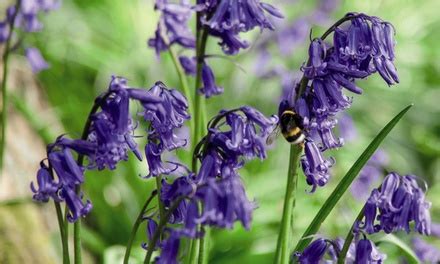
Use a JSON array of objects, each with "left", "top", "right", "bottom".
[
  {"left": 123, "top": 191, "right": 158, "bottom": 264},
  {"left": 274, "top": 145, "right": 302, "bottom": 264},
  {"left": 0, "top": 0, "right": 21, "bottom": 173},
  {"left": 338, "top": 207, "right": 365, "bottom": 264},
  {"left": 198, "top": 226, "right": 210, "bottom": 264},
  {"left": 168, "top": 47, "right": 195, "bottom": 139},
  {"left": 55, "top": 201, "right": 71, "bottom": 264},
  {"left": 74, "top": 186, "right": 82, "bottom": 264},
  {"left": 144, "top": 196, "right": 186, "bottom": 264}
]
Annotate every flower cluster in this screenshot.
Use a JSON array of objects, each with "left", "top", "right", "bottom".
[
  {"left": 279, "top": 13, "right": 399, "bottom": 192},
  {"left": 149, "top": 0, "right": 283, "bottom": 99},
  {"left": 148, "top": 0, "right": 195, "bottom": 56},
  {"left": 296, "top": 237, "right": 386, "bottom": 263},
  {"left": 31, "top": 76, "right": 190, "bottom": 222},
  {"left": 0, "top": 0, "right": 60, "bottom": 72},
  {"left": 198, "top": 0, "right": 284, "bottom": 55},
  {"left": 358, "top": 172, "right": 432, "bottom": 235},
  {"left": 151, "top": 107, "right": 278, "bottom": 263},
  {"left": 31, "top": 136, "right": 94, "bottom": 222}
]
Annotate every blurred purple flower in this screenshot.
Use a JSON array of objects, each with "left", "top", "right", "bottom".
[
  {"left": 179, "top": 55, "right": 196, "bottom": 76},
  {"left": 351, "top": 149, "right": 388, "bottom": 200},
  {"left": 25, "top": 47, "right": 49, "bottom": 73},
  {"left": 358, "top": 172, "right": 432, "bottom": 235},
  {"left": 148, "top": 0, "right": 196, "bottom": 56},
  {"left": 354, "top": 238, "right": 386, "bottom": 263},
  {"left": 1, "top": 0, "right": 60, "bottom": 72},
  {"left": 199, "top": 61, "right": 224, "bottom": 98},
  {"left": 412, "top": 237, "right": 440, "bottom": 263}
]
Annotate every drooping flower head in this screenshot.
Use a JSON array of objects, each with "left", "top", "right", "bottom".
[
  {"left": 279, "top": 13, "right": 398, "bottom": 192},
  {"left": 199, "top": 0, "right": 283, "bottom": 55},
  {"left": 31, "top": 136, "right": 94, "bottom": 222},
  {"left": 358, "top": 172, "right": 432, "bottom": 235},
  {"left": 152, "top": 106, "right": 277, "bottom": 262},
  {"left": 86, "top": 77, "right": 145, "bottom": 170}
]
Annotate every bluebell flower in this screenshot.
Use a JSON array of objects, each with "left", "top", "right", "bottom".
[
  {"left": 144, "top": 142, "right": 177, "bottom": 178},
  {"left": 301, "top": 140, "right": 335, "bottom": 193},
  {"left": 30, "top": 162, "right": 60, "bottom": 202},
  {"left": 60, "top": 187, "right": 92, "bottom": 223},
  {"left": 137, "top": 81, "right": 190, "bottom": 151},
  {"left": 412, "top": 237, "right": 440, "bottom": 263},
  {"left": 87, "top": 78, "right": 142, "bottom": 170},
  {"left": 200, "top": 0, "right": 283, "bottom": 33},
  {"left": 354, "top": 239, "right": 386, "bottom": 264},
  {"left": 296, "top": 238, "right": 329, "bottom": 263},
  {"left": 199, "top": 62, "right": 224, "bottom": 98},
  {"left": 179, "top": 55, "right": 197, "bottom": 76},
  {"left": 358, "top": 172, "right": 432, "bottom": 235},
  {"left": 148, "top": 0, "right": 196, "bottom": 56},
  {"left": 155, "top": 231, "right": 180, "bottom": 264},
  {"left": 31, "top": 137, "right": 93, "bottom": 222}
]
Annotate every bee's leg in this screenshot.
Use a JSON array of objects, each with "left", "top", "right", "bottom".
[{"left": 299, "top": 142, "right": 305, "bottom": 149}]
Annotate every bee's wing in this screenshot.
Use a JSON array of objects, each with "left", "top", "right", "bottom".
[{"left": 266, "top": 124, "right": 281, "bottom": 145}]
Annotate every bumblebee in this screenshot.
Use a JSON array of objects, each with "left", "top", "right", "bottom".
[{"left": 267, "top": 108, "right": 305, "bottom": 145}]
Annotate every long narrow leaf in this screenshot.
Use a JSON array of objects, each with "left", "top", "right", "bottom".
[
  {"left": 377, "top": 234, "right": 419, "bottom": 264},
  {"left": 293, "top": 104, "right": 413, "bottom": 255}
]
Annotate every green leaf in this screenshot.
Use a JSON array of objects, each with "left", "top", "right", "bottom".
[
  {"left": 376, "top": 234, "right": 419, "bottom": 264},
  {"left": 293, "top": 104, "right": 413, "bottom": 255}
]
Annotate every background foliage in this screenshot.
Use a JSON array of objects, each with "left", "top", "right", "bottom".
[{"left": 3, "top": 0, "right": 440, "bottom": 263}]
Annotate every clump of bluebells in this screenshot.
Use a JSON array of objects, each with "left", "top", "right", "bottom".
[
  {"left": 296, "top": 172, "right": 433, "bottom": 263},
  {"left": 26, "top": 1, "right": 438, "bottom": 263}
]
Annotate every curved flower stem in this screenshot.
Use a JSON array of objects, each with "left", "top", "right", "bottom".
[
  {"left": 123, "top": 190, "right": 158, "bottom": 264},
  {"left": 72, "top": 91, "right": 112, "bottom": 264},
  {"left": 144, "top": 196, "right": 186, "bottom": 264},
  {"left": 168, "top": 47, "right": 195, "bottom": 139},
  {"left": 0, "top": 0, "right": 21, "bottom": 173},
  {"left": 274, "top": 144, "right": 302, "bottom": 264},
  {"left": 337, "top": 207, "right": 365, "bottom": 264}
]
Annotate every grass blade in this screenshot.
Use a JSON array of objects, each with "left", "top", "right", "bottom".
[
  {"left": 377, "top": 234, "right": 419, "bottom": 264},
  {"left": 293, "top": 104, "right": 413, "bottom": 255}
]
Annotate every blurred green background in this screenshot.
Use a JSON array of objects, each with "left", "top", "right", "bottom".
[{"left": 2, "top": 0, "right": 440, "bottom": 263}]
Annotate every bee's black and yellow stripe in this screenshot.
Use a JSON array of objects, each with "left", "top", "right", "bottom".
[{"left": 280, "top": 110, "right": 304, "bottom": 144}]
